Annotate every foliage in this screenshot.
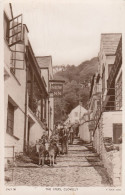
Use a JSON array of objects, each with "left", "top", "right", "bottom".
[
  {"left": 16, "top": 153, "right": 33, "bottom": 163},
  {"left": 54, "top": 57, "right": 99, "bottom": 124}
]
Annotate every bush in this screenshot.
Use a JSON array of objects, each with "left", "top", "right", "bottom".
[
  {"left": 26, "top": 145, "right": 39, "bottom": 164},
  {"left": 5, "top": 176, "right": 11, "bottom": 182},
  {"left": 15, "top": 153, "right": 32, "bottom": 163}
]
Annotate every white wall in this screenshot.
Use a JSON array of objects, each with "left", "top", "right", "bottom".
[
  {"left": 103, "top": 111, "right": 122, "bottom": 138},
  {"left": 93, "top": 111, "right": 122, "bottom": 155},
  {"left": 69, "top": 105, "right": 87, "bottom": 124},
  {"left": 4, "top": 61, "right": 26, "bottom": 154},
  {"left": 27, "top": 109, "right": 45, "bottom": 145},
  {"left": 79, "top": 121, "right": 90, "bottom": 143}
]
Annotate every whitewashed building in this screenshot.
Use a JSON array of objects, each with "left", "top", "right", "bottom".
[
  {"left": 79, "top": 112, "right": 91, "bottom": 143},
  {"left": 4, "top": 4, "right": 54, "bottom": 161},
  {"left": 68, "top": 105, "right": 87, "bottom": 125},
  {"left": 89, "top": 33, "right": 122, "bottom": 185},
  {"left": 36, "top": 56, "right": 54, "bottom": 137}
]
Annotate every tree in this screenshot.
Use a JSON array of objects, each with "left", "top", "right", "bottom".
[{"left": 54, "top": 57, "right": 99, "bottom": 123}]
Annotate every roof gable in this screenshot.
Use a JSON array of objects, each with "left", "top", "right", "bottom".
[
  {"left": 36, "top": 56, "right": 52, "bottom": 68},
  {"left": 70, "top": 105, "right": 87, "bottom": 114},
  {"left": 101, "top": 33, "right": 122, "bottom": 55}
]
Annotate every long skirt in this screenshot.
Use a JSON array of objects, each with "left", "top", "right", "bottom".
[{"left": 62, "top": 140, "right": 68, "bottom": 154}]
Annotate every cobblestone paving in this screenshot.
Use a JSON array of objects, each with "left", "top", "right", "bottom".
[{"left": 5, "top": 138, "right": 111, "bottom": 187}]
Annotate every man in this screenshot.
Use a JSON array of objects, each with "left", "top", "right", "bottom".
[
  {"left": 76, "top": 125, "right": 79, "bottom": 137},
  {"left": 63, "top": 126, "right": 69, "bottom": 154},
  {"left": 58, "top": 128, "right": 64, "bottom": 154},
  {"left": 69, "top": 125, "right": 74, "bottom": 144}
]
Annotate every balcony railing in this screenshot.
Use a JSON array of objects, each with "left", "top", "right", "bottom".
[
  {"left": 107, "top": 37, "right": 122, "bottom": 89},
  {"left": 28, "top": 96, "right": 42, "bottom": 121},
  {"left": 92, "top": 94, "right": 122, "bottom": 132}
]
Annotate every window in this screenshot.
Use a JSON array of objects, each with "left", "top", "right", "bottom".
[
  {"left": 7, "top": 102, "right": 14, "bottom": 135},
  {"left": 74, "top": 112, "right": 78, "bottom": 117},
  {"left": 115, "top": 73, "right": 122, "bottom": 110},
  {"left": 9, "top": 14, "right": 23, "bottom": 47}
]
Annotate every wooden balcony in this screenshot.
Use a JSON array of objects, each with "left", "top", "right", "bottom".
[
  {"left": 26, "top": 44, "right": 48, "bottom": 98},
  {"left": 28, "top": 96, "right": 42, "bottom": 121},
  {"left": 107, "top": 37, "right": 122, "bottom": 90}
]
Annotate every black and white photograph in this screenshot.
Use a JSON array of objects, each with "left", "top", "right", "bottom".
[{"left": 1, "top": 0, "right": 125, "bottom": 194}]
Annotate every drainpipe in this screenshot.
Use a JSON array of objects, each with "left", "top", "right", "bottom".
[
  {"left": 48, "top": 99, "right": 50, "bottom": 137},
  {"left": 47, "top": 68, "right": 50, "bottom": 137},
  {"left": 23, "top": 58, "right": 28, "bottom": 153},
  {"left": 9, "top": 3, "right": 13, "bottom": 19}
]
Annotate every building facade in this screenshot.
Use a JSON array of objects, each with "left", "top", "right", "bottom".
[
  {"left": 36, "top": 56, "right": 54, "bottom": 137},
  {"left": 89, "top": 33, "right": 122, "bottom": 185},
  {"left": 68, "top": 105, "right": 87, "bottom": 125},
  {"left": 4, "top": 4, "right": 54, "bottom": 160},
  {"left": 79, "top": 112, "right": 91, "bottom": 143}
]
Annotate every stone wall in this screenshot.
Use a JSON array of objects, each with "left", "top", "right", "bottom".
[
  {"left": 93, "top": 113, "right": 122, "bottom": 186},
  {"left": 102, "top": 145, "right": 122, "bottom": 186}
]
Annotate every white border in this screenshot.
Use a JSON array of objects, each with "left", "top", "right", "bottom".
[{"left": 1, "top": 0, "right": 125, "bottom": 195}]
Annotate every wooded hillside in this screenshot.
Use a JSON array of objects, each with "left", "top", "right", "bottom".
[{"left": 54, "top": 57, "right": 99, "bottom": 124}]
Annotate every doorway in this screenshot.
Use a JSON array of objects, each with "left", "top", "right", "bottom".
[{"left": 113, "top": 123, "right": 122, "bottom": 144}]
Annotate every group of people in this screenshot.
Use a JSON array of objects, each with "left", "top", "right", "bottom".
[
  {"left": 50, "top": 124, "right": 78, "bottom": 155},
  {"left": 35, "top": 123, "right": 79, "bottom": 166}
]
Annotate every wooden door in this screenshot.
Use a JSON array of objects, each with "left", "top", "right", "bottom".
[{"left": 113, "top": 123, "right": 122, "bottom": 144}]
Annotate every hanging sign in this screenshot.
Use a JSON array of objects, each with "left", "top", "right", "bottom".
[{"left": 50, "top": 80, "right": 65, "bottom": 98}]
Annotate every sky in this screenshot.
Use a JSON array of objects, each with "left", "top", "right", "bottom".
[{"left": 5, "top": 0, "right": 124, "bottom": 66}]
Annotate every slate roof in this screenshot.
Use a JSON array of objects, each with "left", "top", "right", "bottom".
[
  {"left": 101, "top": 33, "right": 122, "bottom": 55},
  {"left": 36, "top": 56, "right": 52, "bottom": 68}
]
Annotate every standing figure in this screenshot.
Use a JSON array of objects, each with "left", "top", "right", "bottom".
[
  {"left": 69, "top": 125, "right": 74, "bottom": 144},
  {"left": 76, "top": 125, "right": 79, "bottom": 137},
  {"left": 59, "top": 128, "right": 64, "bottom": 154},
  {"left": 64, "top": 127, "right": 69, "bottom": 154}
]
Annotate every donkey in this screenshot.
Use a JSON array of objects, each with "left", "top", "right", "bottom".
[
  {"left": 47, "top": 140, "right": 59, "bottom": 166},
  {"left": 36, "top": 141, "right": 46, "bottom": 166},
  {"left": 48, "top": 141, "right": 55, "bottom": 166}
]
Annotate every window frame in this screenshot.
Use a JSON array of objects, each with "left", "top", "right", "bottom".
[
  {"left": 74, "top": 112, "right": 78, "bottom": 117},
  {"left": 6, "top": 102, "right": 14, "bottom": 136}
]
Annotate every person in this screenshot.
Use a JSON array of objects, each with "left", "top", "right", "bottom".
[
  {"left": 58, "top": 128, "right": 63, "bottom": 154},
  {"left": 63, "top": 126, "right": 69, "bottom": 154},
  {"left": 49, "top": 132, "right": 60, "bottom": 164},
  {"left": 41, "top": 131, "right": 48, "bottom": 145},
  {"left": 69, "top": 125, "right": 74, "bottom": 144},
  {"left": 76, "top": 125, "right": 79, "bottom": 137}
]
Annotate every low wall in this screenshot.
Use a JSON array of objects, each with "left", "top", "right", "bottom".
[{"left": 102, "top": 144, "right": 122, "bottom": 186}]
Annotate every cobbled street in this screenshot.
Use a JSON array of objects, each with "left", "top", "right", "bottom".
[{"left": 5, "top": 138, "right": 111, "bottom": 187}]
